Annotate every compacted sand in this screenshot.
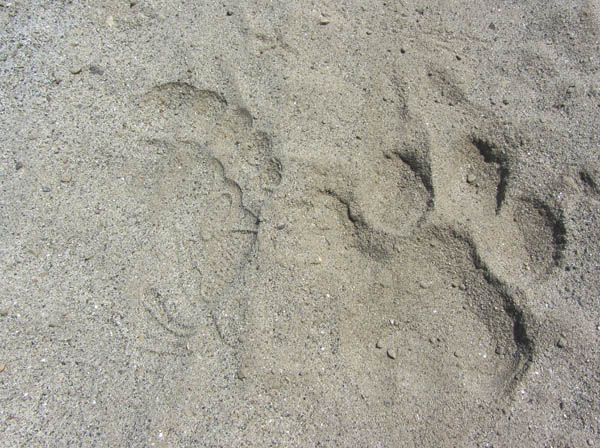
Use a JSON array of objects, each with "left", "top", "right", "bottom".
[{"left": 1, "top": 1, "right": 599, "bottom": 446}]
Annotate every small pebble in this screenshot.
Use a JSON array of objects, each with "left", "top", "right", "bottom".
[
  {"left": 419, "top": 281, "right": 431, "bottom": 289},
  {"left": 319, "top": 17, "right": 330, "bottom": 25},
  {"left": 375, "top": 339, "right": 384, "bottom": 349},
  {"left": 60, "top": 173, "right": 72, "bottom": 183},
  {"left": 70, "top": 66, "right": 82, "bottom": 75},
  {"left": 387, "top": 348, "right": 396, "bottom": 359},
  {"left": 15, "top": 161, "right": 23, "bottom": 170},
  {"left": 226, "top": 10, "right": 233, "bottom": 16},
  {"left": 556, "top": 337, "right": 567, "bottom": 348},
  {"left": 237, "top": 364, "right": 248, "bottom": 380},
  {"left": 0, "top": 363, "right": 5, "bottom": 373},
  {"left": 41, "top": 186, "right": 51, "bottom": 192},
  {"left": 89, "top": 65, "right": 104, "bottom": 75},
  {"left": 200, "top": 228, "right": 212, "bottom": 241},
  {"left": 467, "top": 174, "right": 477, "bottom": 184},
  {"left": 502, "top": 98, "right": 510, "bottom": 105}
]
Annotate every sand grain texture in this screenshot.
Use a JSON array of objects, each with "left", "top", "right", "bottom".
[{"left": 1, "top": 1, "right": 599, "bottom": 447}]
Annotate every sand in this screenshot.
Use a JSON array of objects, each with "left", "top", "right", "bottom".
[{"left": 1, "top": 1, "right": 599, "bottom": 446}]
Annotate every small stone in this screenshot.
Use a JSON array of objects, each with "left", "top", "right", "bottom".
[
  {"left": 375, "top": 339, "right": 384, "bottom": 349},
  {"left": 237, "top": 363, "right": 248, "bottom": 380},
  {"left": 387, "top": 348, "right": 396, "bottom": 359},
  {"left": 275, "top": 222, "right": 286, "bottom": 230},
  {"left": 70, "top": 66, "right": 82, "bottom": 75},
  {"left": 0, "top": 309, "right": 8, "bottom": 317},
  {"left": 226, "top": 10, "right": 233, "bottom": 16},
  {"left": 587, "top": 439, "right": 594, "bottom": 446},
  {"left": 467, "top": 174, "right": 477, "bottom": 184},
  {"left": 60, "top": 173, "right": 72, "bottom": 183},
  {"left": 41, "top": 186, "right": 51, "bottom": 192},
  {"left": 0, "top": 363, "right": 5, "bottom": 373},
  {"left": 502, "top": 98, "right": 510, "bottom": 105},
  {"left": 419, "top": 281, "right": 431, "bottom": 289},
  {"left": 200, "top": 228, "right": 212, "bottom": 241},
  {"left": 89, "top": 65, "right": 104, "bottom": 75},
  {"left": 454, "top": 350, "right": 462, "bottom": 358},
  {"left": 319, "top": 17, "right": 330, "bottom": 25},
  {"left": 15, "top": 161, "right": 23, "bottom": 170},
  {"left": 366, "top": 29, "right": 373, "bottom": 35},
  {"left": 129, "top": 0, "right": 137, "bottom": 6},
  {"left": 556, "top": 337, "right": 567, "bottom": 348}
]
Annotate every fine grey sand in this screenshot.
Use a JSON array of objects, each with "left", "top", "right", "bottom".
[{"left": 1, "top": 1, "right": 599, "bottom": 446}]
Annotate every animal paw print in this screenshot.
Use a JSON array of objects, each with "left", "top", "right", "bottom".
[{"left": 319, "top": 77, "right": 567, "bottom": 443}]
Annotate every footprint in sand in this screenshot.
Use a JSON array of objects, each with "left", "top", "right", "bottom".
[
  {"left": 126, "top": 82, "right": 281, "bottom": 355},
  {"left": 314, "top": 73, "right": 568, "bottom": 444}
]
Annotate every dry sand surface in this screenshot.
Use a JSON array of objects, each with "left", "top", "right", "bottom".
[{"left": 1, "top": 1, "right": 600, "bottom": 446}]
